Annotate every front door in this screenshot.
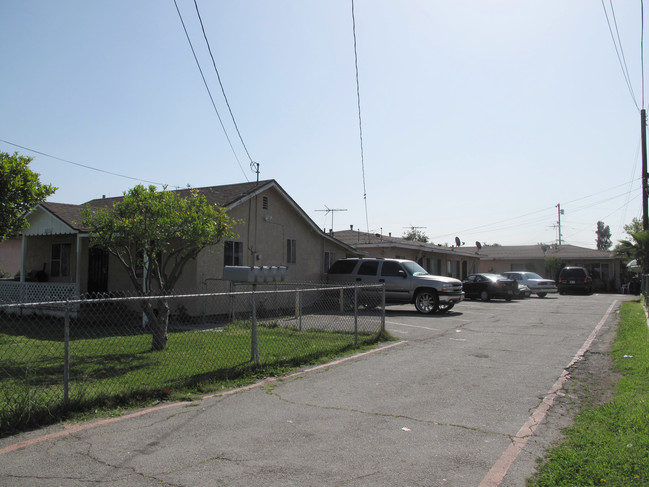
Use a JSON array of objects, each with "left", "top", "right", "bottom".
[{"left": 88, "top": 248, "right": 109, "bottom": 295}]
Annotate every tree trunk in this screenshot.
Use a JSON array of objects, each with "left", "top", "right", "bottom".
[{"left": 144, "top": 299, "right": 170, "bottom": 351}]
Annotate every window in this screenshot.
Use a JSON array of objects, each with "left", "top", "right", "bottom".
[
  {"left": 287, "top": 239, "right": 296, "bottom": 264},
  {"left": 51, "top": 243, "right": 71, "bottom": 277},
  {"left": 328, "top": 259, "right": 356, "bottom": 274},
  {"left": 324, "top": 251, "right": 335, "bottom": 273},
  {"left": 262, "top": 196, "right": 269, "bottom": 210},
  {"left": 381, "top": 261, "right": 404, "bottom": 277},
  {"left": 358, "top": 261, "right": 379, "bottom": 276},
  {"left": 224, "top": 241, "right": 243, "bottom": 266}
]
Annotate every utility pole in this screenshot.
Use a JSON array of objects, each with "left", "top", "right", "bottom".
[
  {"left": 642, "top": 109, "right": 648, "bottom": 231},
  {"left": 556, "top": 204, "right": 564, "bottom": 246}
]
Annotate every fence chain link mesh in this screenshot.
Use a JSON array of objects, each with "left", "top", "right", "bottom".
[{"left": 0, "top": 283, "right": 385, "bottom": 435}]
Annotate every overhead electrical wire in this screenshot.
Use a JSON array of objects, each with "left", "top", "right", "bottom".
[
  {"left": 429, "top": 178, "right": 643, "bottom": 242},
  {"left": 192, "top": 0, "right": 255, "bottom": 168},
  {"left": 601, "top": 0, "right": 641, "bottom": 110},
  {"left": 0, "top": 138, "right": 168, "bottom": 187},
  {"left": 351, "top": 0, "right": 370, "bottom": 235},
  {"left": 172, "top": 0, "right": 248, "bottom": 181},
  {"left": 640, "top": 0, "right": 645, "bottom": 108}
]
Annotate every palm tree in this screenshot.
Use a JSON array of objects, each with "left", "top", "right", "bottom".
[{"left": 615, "top": 230, "right": 649, "bottom": 274}]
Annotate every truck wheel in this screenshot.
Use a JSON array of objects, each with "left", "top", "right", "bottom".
[
  {"left": 414, "top": 290, "right": 438, "bottom": 314},
  {"left": 437, "top": 303, "right": 454, "bottom": 313}
]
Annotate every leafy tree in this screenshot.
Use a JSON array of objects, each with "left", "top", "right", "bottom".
[
  {"left": 81, "top": 185, "right": 238, "bottom": 350},
  {"left": 615, "top": 230, "right": 649, "bottom": 275},
  {"left": 544, "top": 256, "right": 563, "bottom": 280},
  {"left": 0, "top": 152, "right": 56, "bottom": 241},
  {"left": 615, "top": 217, "right": 649, "bottom": 274},
  {"left": 623, "top": 217, "right": 643, "bottom": 236},
  {"left": 402, "top": 227, "right": 428, "bottom": 243},
  {"left": 595, "top": 221, "right": 612, "bottom": 251}
]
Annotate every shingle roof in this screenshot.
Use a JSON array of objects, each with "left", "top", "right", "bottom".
[
  {"left": 478, "top": 244, "right": 614, "bottom": 260},
  {"left": 40, "top": 180, "right": 278, "bottom": 231},
  {"left": 36, "top": 180, "right": 360, "bottom": 255},
  {"left": 332, "top": 229, "right": 477, "bottom": 257},
  {"left": 40, "top": 202, "right": 88, "bottom": 232},
  {"left": 83, "top": 180, "right": 276, "bottom": 210}
]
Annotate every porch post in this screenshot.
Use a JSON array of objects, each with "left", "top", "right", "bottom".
[
  {"left": 20, "top": 235, "right": 26, "bottom": 283},
  {"left": 76, "top": 234, "right": 83, "bottom": 297}
]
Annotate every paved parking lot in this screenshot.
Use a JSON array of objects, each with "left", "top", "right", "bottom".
[{"left": 0, "top": 293, "right": 633, "bottom": 486}]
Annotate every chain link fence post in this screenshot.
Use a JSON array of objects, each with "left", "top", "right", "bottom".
[
  {"left": 354, "top": 285, "right": 358, "bottom": 346},
  {"left": 251, "top": 284, "right": 259, "bottom": 365},
  {"left": 64, "top": 300, "right": 70, "bottom": 405},
  {"left": 381, "top": 284, "right": 386, "bottom": 333},
  {"left": 296, "top": 289, "right": 303, "bottom": 331}
]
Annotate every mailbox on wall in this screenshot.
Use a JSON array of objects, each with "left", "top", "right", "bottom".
[{"left": 222, "top": 266, "right": 289, "bottom": 283}]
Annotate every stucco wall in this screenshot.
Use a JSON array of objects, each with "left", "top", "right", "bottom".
[
  {"left": 0, "top": 238, "right": 21, "bottom": 276},
  {"left": 196, "top": 186, "right": 353, "bottom": 292}
]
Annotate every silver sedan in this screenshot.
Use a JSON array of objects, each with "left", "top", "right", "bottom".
[{"left": 502, "top": 271, "right": 558, "bottom": 298}]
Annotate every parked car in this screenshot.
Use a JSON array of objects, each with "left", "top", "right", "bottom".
[
  {"left": 462, "top": 273, "right": 517, "bottom": 301},
  {"left": 513, "top": 282, "right": 532, "bottom": 299},
  {"left": 501, "top": 271, "right": 558, "bottom": 298},
  {"left": 557, "top": 266, "right": 593, "bottom": 295},
  {"left": 327, "top": 258, "right": 464, "bottom": 314}
]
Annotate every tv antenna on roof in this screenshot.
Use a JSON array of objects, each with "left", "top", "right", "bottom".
[
  {"left": 250, "top": 161, "right": 260, "bottom": 183},
  {"left": 315, "top": 205, "right": 347, "bottom": 233}
]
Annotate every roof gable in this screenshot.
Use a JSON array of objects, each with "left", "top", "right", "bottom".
[
  {"left": 27, "top": 180, "right": 359, "bottom": 254},
  {"left": 24, "top": 203, "right": 81, "bottom": 235}
]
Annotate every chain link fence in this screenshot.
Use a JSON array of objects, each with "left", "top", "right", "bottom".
[{"left": 0, "top": 283, "right": 385, "bottom": 436}]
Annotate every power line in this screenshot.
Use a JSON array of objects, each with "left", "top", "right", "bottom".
[
  {"left": 429, "top": 178, "right": 643, "bottom": 241},
  {"left": 0, "top": 138, "right": 168, "bottom": 187},
  {"left": 601, "top": 0, "right": 640, "bottom": 110},
  {"left": 642, "top": 0, "right": 645, "bottom": 108},
  {"left": 351, "top": 0, "right": 370, "bottom": 235},
  {"left": 193, "top": 0, "right": 255, "bottom": 168},
  {"left": 172, "top": 0, "right": 248, "bottom": 181}
]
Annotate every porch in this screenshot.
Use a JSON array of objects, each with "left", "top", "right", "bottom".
[{"left": 0, "top": 280, "right": 78, "bottom": 303}]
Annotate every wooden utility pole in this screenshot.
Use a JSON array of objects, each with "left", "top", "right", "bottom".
[
  {"left": 556, "top": 204, "right": 564, "bottom": 246},
  {"left": 642, "top": 109, "right": 648, "bottom": 231}
]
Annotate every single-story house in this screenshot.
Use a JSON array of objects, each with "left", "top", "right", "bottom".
[
  {"left": 476, "top": 244, "right": 622, "bottom": 291},
  {"left": 1, "top": 179, "right": 360, "bottom": 305},
  {"left": 332, "top": 228, "right": 481, "bottom": 280}
]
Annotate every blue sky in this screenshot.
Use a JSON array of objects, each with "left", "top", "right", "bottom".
[{"left": 1, "top": 1, "right": 645, "bottom": 249}]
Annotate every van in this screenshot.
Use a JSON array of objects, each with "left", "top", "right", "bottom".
[
  {"left": 327, "top": 258, "right": 464, "bottom": 314},
  {"left": 557, "top": 266, "right": 593, "bottom": 295}
]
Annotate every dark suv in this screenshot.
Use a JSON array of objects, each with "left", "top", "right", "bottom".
[
  {"left": 327, "top": 258, "right": 464, "bottom": 314},
  {"left": 557, "top": 266, "right": 593, "bottom": 295}
]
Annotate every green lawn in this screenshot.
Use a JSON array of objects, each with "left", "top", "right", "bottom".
[
  {"left": 528, "top": 300, "right": 649, "bottom": 486},
  {"left": 1, "top": 317, "right": 389, "bottom": 436}
]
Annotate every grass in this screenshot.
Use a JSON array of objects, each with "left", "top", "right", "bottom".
[
  {"left": 1, "top": 315, "right": 394, "bottom": 437},
  {"left": 528, "top": 300, "right": 649, "bottom": 486}
]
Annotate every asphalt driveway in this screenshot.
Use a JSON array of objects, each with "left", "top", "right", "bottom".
[{"left": 0, "top": 293, "right": 632, "bottom": 486}]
